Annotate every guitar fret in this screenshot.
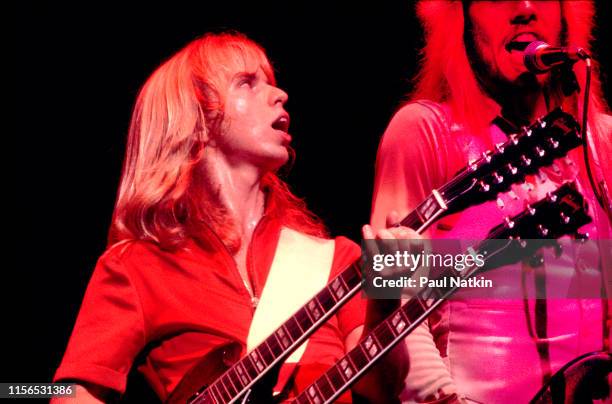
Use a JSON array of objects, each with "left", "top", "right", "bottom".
[
  {"left": 330, "top": 277, "right": 348, "bottom": 300},
  {"left": 276, "top": 325, "right": 293, "bottom": 349},
  {"left": 295, "top": 307, "right": 315, "bottom": 331},
  {"left": 327, "top": 365, "right": 346, "bottom": 390},
  {"left": 257, "top": 341, "right": 274, "bottom": 365},
  {"left": 404, "top": 299, "right": 426, "bottom": 323},
  {"left": 208, "top": 384, "right": 223, "bottom": 404},
  {"left": 306, "top": 298, "right": 324, "bottom": 322},
  {"left": 212, "top": 382, "right": 230, "bottom": 403},
  {"left": 285, "top": 316, "right": 303, "bottom": 341},
  {"left": 374, "top": 320, "right": 396, "bottom": 346},
  {"left": 266, "top": 333, "right": 283, "bottom": 357},
  {"left": 221, "top": 374, "right": 238, "bottom": 397},
  {"left": 362, "top": 334, "right": 381, "bottom": 358},
  {"left": 234, "top": 362, "right": 251, "bottom": 387},
  {"left": 315, "top": 375, "right": 335, "bottom": 401},
  {"left": 306, "top": 383, "right": 324, "bottom": 404},
  {"left": 242, "top": 354, "right": 259, "bottom": 379},
  {"left": 338, "top": 356, "right": 356, "bottom": 380},
  {"left": 317, "top": 288, "right": 336, "bottom": 311},
  {"left": 227, "top": 368, "right": 244, "bottom": 392},
  {"left": 390, "top": 310, "right": 408, "bottom": 335},
  {"left": 249, "top": 349, "right": 266, "bottom": 372},
  {"left": 342, "top": 264, "right": 362, "bottom": 287},
  {"left": 349, "top": 344, "right": 369, "bottom": 369}
]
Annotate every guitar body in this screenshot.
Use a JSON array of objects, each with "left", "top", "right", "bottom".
[
  {"left": 530, "top": 351, "right": 612, "bottom": 404},
  {"left": 166, "top": 342, "right": 279, "bottom": 404}
]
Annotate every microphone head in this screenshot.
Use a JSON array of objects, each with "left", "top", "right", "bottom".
[{"left": 524, "top": 41, "right": 550, "bottom": 74}]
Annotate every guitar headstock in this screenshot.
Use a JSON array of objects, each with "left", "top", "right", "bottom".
[
  {"left": 442, "top": 108, "right": 582, "bottom": 213},
  {"left": 488, "top": 181, "right": 591, "bottom": 240},
  {"left": 479, "top": 182, "right": 592, "bottom": 270}
]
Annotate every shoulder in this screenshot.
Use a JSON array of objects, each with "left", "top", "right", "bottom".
[
  {"left": 386, "top": 100, "right": 449, "bottom": 135},
  {"left": 379, "top": 100, "right": 451, "bottom": 154}
]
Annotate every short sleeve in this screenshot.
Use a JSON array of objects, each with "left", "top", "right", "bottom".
[
  {"left": 371, "top": 102, "right": 450, "bottom": 231},
  {"left": 53, "top": 247, "right": 147, "bottom": 393}
]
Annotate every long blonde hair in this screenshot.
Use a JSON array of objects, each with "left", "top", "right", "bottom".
[{"left": 109, "top": 32, "right": 325, "bottom": 251}]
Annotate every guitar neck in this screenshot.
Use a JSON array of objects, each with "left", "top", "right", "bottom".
[
  {"left": 192, "top": 262, "right": 363, "bottom": 404},
  {"left": 292, "top": 268, "right": 464, "bottom": 404},
  {"left": 400, "top": 192, "right": 447, "bottom": 233},
  {"left": 292, "top": 235, "right": 512, "bottom": 404},
  {"left": 293, "top": 179, "right": 591, "bottom": 404}
]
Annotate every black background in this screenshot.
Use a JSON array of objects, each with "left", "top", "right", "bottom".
[{"left": 8, "top": 0, "right": 611, "bottom": 398}]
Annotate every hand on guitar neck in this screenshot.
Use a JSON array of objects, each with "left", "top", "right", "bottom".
[{"left": 352, "top": 211, "right": 422, "bottom": 402}]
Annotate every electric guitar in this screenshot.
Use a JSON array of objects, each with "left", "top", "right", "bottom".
[
  {"left": 168, "top": 108, "right": 583, "bottom": 404},
  {"left": 292, "top": 182, "right": 593, "bottom": 404}
]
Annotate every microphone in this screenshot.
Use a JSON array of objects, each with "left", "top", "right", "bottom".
[{"left": 524, "top": 41, "right": 589, "bottom": 74}]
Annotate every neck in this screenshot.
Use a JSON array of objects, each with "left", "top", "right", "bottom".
[{"left": 202, "top": 148, "right": 267, "bottom": 237}]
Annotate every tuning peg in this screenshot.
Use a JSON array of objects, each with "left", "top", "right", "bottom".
[
  {"left": 495, "top": 143, "right": 505, "bottom": 153},
  {"left": 506, "top": 163, "right": 518, "bottom": 175},
  {"left": 537, "top": 118, "right": 547, "bottom": 129},
  {"left": 522, "top": 126, "right": 533, "bottom": 137},
  {"left": 509, "top": 134, "right": 519, "bottom": 145},
  {"left": 468, "top": 158, "right": 478, "bottom": 171},
  {"left": 521, "top": 155, "right": 532, "bottom": 166},
  {"left": 534, "top": 146, "right": 545, "bottom": 157},
  {"left": 482, "top": 151, "right": 492, "bottom": 163},
  {"left": 492, "top": 172, "right": 504, "bottom": 184},
  {"left": 504, "top": 216, "right": 515, "bottom": 229},
  {"left": 496, "top": 197, "right": 505, "bottom": 209},
  {"left": 537, "top": 224, "right": 549, "bottom": 237},
  {"left": 526, "top": 204, "right": 536, "bottom": 216},
  {"left": 546, "top": 191, "right": 558, "bottom": 202},
  {"left": 516, "top": 237, "right": 528, "bottom": 248},
  {"left": 547, "top": 138, "right": 560, "bottom": 149},
  {"left": 479, "top": 180, "right": 490, "bottom": 192},
  {"left": 559, "top": 212, "right": 570, "bottom": 224}
]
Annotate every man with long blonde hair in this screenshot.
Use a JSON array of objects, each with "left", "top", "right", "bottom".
[
  {"left": 372, "top": 1, "right": 611, "bottom": 403},
  {"left": 52, "top": 32, "right": 411, "bottom": 403}
]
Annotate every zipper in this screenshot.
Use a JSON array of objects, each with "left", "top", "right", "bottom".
[
  {"left": 245, "top": 215, "right": 268, "bottom": 309},
  {"left": 201, "top": 219, "right": 266, "bottom": 312}
]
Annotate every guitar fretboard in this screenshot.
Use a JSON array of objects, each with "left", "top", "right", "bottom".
[
  {"left": 192, "top": 263, "right": 363, "bottom": 404},
  {"left": 293, "top": 277, "right": 450, "bottom": 404}
]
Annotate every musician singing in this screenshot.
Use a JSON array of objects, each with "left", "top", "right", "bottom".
[
  {"left": 52, "top": 32, "right": 411, "bottom": 403},
  {"left": 371, "top": 1, "right": 611, "bottom": 402}
]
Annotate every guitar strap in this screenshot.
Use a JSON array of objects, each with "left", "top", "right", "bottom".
[{"left": 246, "top": 227, "right": 335, "bottom": 394}]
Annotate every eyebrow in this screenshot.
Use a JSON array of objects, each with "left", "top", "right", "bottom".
[{"left": 233, "top": 72, "right": 258, "bottom": 82}]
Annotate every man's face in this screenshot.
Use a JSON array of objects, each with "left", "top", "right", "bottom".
[
  {"left": 467, "top": 1, "right": 562, "bottom": 85},
  {"left": 218, "top": 66, "right": 292, "bottom": 171}
]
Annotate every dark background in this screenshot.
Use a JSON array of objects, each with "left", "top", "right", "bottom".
[{"left": 8, "top": 0, "right": 611, "bottom": 398}]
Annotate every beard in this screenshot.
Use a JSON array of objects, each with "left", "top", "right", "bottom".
[{"left": 463, "top": 21, "right": 544, "bottom": 104}]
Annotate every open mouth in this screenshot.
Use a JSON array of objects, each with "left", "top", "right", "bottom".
[
  {"left": 505, "top": 33, "right": 539, "bottom": 52},
  {"left": 505, "top": 41, "right": 531, "bottom": 52},
  {"left": 271, "top": 115, "right": 290, "bottom": 132}
]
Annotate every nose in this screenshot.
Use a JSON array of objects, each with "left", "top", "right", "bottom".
[
  {"left": 270, "top": 85, "right": 288, "bottom": 106},
  {"left": 510, "top": 1, "right": 537, "bottom": 25}
]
